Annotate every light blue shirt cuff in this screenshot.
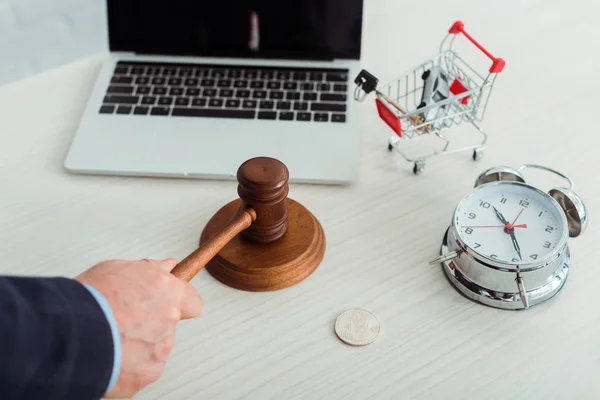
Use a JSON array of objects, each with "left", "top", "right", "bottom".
[{"left": 83, "top": 284, "right": 121, "bottom": 393}]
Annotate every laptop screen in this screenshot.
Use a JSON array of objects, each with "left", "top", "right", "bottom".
[{"left": 107, "top": 0, "right": 363, "bottom": 60}]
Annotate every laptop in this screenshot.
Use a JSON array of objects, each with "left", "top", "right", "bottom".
[{"left": 64, "top": 0, "right": 364, "bottom": 184}]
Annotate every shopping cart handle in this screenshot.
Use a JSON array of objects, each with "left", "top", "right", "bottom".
[{"left": 449, "top": 20, "right": 505, "bottom": 74}]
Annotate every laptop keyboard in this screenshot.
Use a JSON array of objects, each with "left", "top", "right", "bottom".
[{"left": 99, "top": 61, "right": 349, "bottom": 123}]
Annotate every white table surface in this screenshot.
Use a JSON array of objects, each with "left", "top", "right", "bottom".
[{"left": 1, "top": 1, "right": 599, "bottom": 399}]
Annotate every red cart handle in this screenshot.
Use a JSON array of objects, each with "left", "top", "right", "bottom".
[{"left": 449, "top": 21, "right": 505, "bottom": 74}]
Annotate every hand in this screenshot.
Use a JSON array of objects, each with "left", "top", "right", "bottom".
[
  {"left": 492, "top": 206, "right": 509, "bottom": 225},
  {"left": 509, "top": 231, "right": 522, "bottom": 261},
  {"left": 75, "top": 258, "right": 203, "bottom": 398}
]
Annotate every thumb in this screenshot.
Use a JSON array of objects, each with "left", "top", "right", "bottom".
[{"left": 141, "top": 258, "right": 178, "bottom": 273}]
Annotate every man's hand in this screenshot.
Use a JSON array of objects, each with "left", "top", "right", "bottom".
[{"left": 75, "top": 258, "right": 203, "bottom": 398}]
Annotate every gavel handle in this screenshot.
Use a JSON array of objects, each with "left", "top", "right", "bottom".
[{"left": 170, "top": 206, "right": 257, "bottom": 282}]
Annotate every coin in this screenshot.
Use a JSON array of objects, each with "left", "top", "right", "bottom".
[{"left": 334, "top": 309, "right": 380, "bottom": 346}]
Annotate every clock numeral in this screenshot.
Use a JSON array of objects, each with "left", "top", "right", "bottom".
[
  {"left": 479, "top": 201, "right": 491, "bottom": 209},
  {"left": 545, "top": 225, "right": 554, "bottom": 233},
  {"left": 468, "top": 213, "right": 476, "bottom": 219},
  {"left": 490, "top": 254, "right": 498, "bottom": 259},
  {"left": 474, "top": 242, "right": 481, "bottom": 248},
  {"left": 519, "top": 200, "right": 529, "bottom": 208},
  {"left": 465, "top": 228, "right": 473, "bottom": 234},
  {"left": 538, "top": 211, "right": 543, "bottom": 217},
  {"left": 500, "top": 197, "right": 507, "bottom": 204},
  {"left": 530, "top": 254, "right": 538, "bottom": 260},
  {"left": 512, "top": 258, "right": 520, "bottom": 262},
  {"left": 543, "top": 241, "right": 552, "bottom": 248}
]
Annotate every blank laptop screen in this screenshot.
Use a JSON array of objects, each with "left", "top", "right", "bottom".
[{"left": 107, "top": 0, "right": 364, "bottom": 60}]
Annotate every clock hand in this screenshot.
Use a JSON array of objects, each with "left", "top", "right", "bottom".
[
  {"left": 509, "top": 231, "right": 522, "bottom": 261},
  {"left": 511, "top": 208, "right": 525, "bottom": 225},
  {"left": 492, "top": 206, "right": 510, "bottom": 225}
]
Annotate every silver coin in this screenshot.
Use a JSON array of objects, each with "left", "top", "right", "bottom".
[{"left": 334, "top": 309, "right": 380, "bottom": 346}]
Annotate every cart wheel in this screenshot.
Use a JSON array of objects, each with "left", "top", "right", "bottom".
[
  {"left": 473, "top": 148, "right": 484, "bottom": 161},
  {"left": 388, "top": 143, "right": 393, "bottom": 151},
  {"left": 413, "top": 161, "right": 425, "bottom": 175}
]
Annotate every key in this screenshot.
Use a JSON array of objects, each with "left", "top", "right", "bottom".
[
  {"left": 134, "top": 106, "right": 149, "bottom": 115},
  {"left": 332, "top": 113, "right": 346, "bottom": 123},
  {"left": 172, "top": 108, "right": 255, "bottom": 119},
  {"left": 192, "top": 98, "right": 207, "bottom": 107},
  {"left": 311, "top": 103, "right": 346, "bottom": 112},
  {"left": 258, "top": 111, "right": 277, "bottom": 120},
  {"left": 99, "top": 105, "right": 115, "bottom": 114},
  {"left": 107, "top": 86, "right": 134, "bottom": 94},
  {"left": 150, "top": 107, "right": 170, "bottom": 116},
  {"left": 111, "top": 76, "right": 133, "bottom": 84},
  {"left": 296, "top": 112, "right": 311, "bottom": 121},
  {"left": 279, "top": 111, "right": 294, "bottom": 120},
  {"left": 321, "top": 93, "right": 346, "bottom": 102},
  {"left": 103, "top": 95, "right": 139, "bottom": 105},
  {"left": 314, "top": 113, "right": 329, "bottom": 122}
]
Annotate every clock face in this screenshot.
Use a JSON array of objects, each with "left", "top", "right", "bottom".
[{"left": 453, "top": 182, "right": 567, "bottom": 266}]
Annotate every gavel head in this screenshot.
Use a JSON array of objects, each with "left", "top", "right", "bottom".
[{"left": 236, "top": 157, "right": 290, "bottom": 244}]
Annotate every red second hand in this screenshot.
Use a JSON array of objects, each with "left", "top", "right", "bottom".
[{"left": 512, "top": 208, "right": 525, "bottom": 225}]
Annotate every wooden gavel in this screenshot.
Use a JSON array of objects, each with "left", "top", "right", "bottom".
[{"left": 168, "top": 156, "right": 325, "bottom": 292}]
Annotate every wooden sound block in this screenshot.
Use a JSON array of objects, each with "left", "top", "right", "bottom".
[{"left": 200, "top": 197, "right": 325, "bottom": 292}]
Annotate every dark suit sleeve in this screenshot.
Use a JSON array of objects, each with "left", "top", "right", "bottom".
[{"left": 0, "top": 276, "right": 115, "bottom": 400}]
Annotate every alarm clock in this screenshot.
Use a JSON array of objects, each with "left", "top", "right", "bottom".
[{"left": 429, "top": 164, "right": 588, "bottom": 310}]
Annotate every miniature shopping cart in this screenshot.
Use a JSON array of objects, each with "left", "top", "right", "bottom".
[{"left": 353, "top": 20, "right": 505, "bottom": 175}]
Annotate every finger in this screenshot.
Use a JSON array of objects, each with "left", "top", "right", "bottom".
[
  {"left": 179, "top": 282, "right": 204, "bottom": 320},
  {"left": 141, "top": 258, "right": 178, "bottom": 273}
]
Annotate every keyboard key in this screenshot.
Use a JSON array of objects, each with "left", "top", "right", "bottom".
[
  {"left": 258, "top": 111, "right": 277, "bottom": 120},
  {"left": 152, "top": 77, "right": 166, "bottom": 85},
  {"left": 192, "top": 98, "right": 207, "bottom": 107},
  {"left": 172, "top": 107, "right": 255, "bottom": 119},
  {"left": 234, "top": 80, "right": 248, "bottom": 88},
  {"left": 146, "top": 67, "right": 160, "bottom": 75},
  {"left": 302, "top": 83, "right": 314, "bottom": 91},
  {"left": 203, "top": 88, "right": 217, "bottom": 97},
  {"left": 250, "top": 81, "right": 264, "bottom": 89},
  {"left": 151, "top": 107, "right": 171, "bottom": 116},
  {"left": 209, "top": 98, "right": 223, "bottom": 107},
  {"left": 279, "top": 111, "right": 294, "bottom": 120},
  {"left": 108, "top": 85, "right": 134, "bottom": 94},
  {"left": 136, "top": 86, "right": 151, "bottom": 95},
  {"left": 333, "top": 84, "right": 347, "bottom": 92},
  {"left": 326, "top": 72, "right": 348, "bottom": 82},
  {"left": 236, "top": 90, "right": 251, "bottom": 98},
  {"left": 217, "top": 79, "right": 231, "bottom": 87},
  {"left": 168, "top": 78, "right": 182, "bottom": 85},
  {"left": 252, "top": 91, "right": 267, "bottom": 99},
  {"left": 292, "top": 72, "right": 306, "bottom": 80},
  {"left": 178, "top": 68, "right": 194, "bottom": 77},
  {"left": 99, "top": 105, "right": 115, "bottom": 114},
  {"left": 286, "top": 92, "right": 301, "bottom": 100},
  {"left": 321, "top": 93, "right": 347, "bottom": 102},
  {"left": 103, "top": 95, "right": 139, "bottom": 105},
  {"left": 294, "top": 102, "right": 308, "bottom": 111},
  {"left": 244, "top": 71, "right": 258, "bottom": 79},
  {"left": 131, "top": 66, "right": 145, "bottom": 74},
  {"left": 277, "top": 101, "right": 291, "bottom": 110},
  {"left": 134, "top": 106, "right": 149, "bottom": 115},
  {"left": 135, "top": 77, "right": 150, "bottom": 85},
  {"left": 219, "top": 89, "right": 234, "bottom": 97},
  {"left": 114, "top": 66, "right": 129, "bottom": 74},
  {"left": 169, "top": 88, "right": 184, "bottom": 96},
  {"left": 243, "top": 100, "right": 257, "bottom": 108},
  {"left": 276, "top": 71, "right": 290, "bottom": 80},
  {"left": 201, "top": 79, "right": 215, "bottom": 86},
  {"left": 111, "top": 76, "right": 133, "bottom": 84},
  {"left": 269, "top": 91, "right": 284, "bottom": 100},
  {"left": 175, "top": 97, "right": 190, "bottom": 106},
  {"left": 116, "top": 105, "right": 132, "bottom": 115},
  {"left": 314, "top": 113, "right": 329, "bottom": 122},
  {"left": 228, "top": 70, "right": 241, "bottom": 78},
  {"left": 303, "top": 92, "right": 317, "bottom": 101},
  {"left": 211, "top": 70, "right": 226, "bottom": 78},
  {"left": 141, "top": 96, "right": 156, "bottom": 105},
  {"left": 267, "top": 82, "right": 281, "bottom": 90},
  {"left": 311, "top": 102, "right": 346, "bottom": 112},
  {"left": 260, "top": 101, "right": 274, "bottom": 109},
  {"left": 309, "top": 72, "right": 323, "bottom": 81},
  {"left": 296, "top": 112, "right": 311, "bottom": 121},
  {"left": 153, "top": 87, "right": 167, "bottom": 95},
  {"left": 186, "top": 88, "right": 200, "bottom": 96},
  {"left": 260, "top": 71, "right": 274, "bottom": 79},
  {"left": 226, "top": 99, "right": 240, "bottom": 108},
  {"left": 332, "top": 113, "right": 346, "bottom": 123},
  {"left": 283, "top": 82, "right": 297, "bottom": 90},
  {"left": 158, "top": 97, "right": 173, "bottom": 106},
  {"left": 318, "top": 83, "right": 331, "bottom": 91},
  {"left": 162, "top": 67, "right": 176, "bottom": 76},
  {"left": 184, "top": 78, "right": 198, "bottom": 86}
]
